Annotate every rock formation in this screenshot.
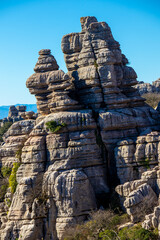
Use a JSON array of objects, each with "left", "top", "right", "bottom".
[
  {"left": 0, "top": 105, "right": 37, "bottom": 129},
  {"left": 153, "top": 78, "right": 160, "bottom": 89},
  {"left": 0, "top": 16, "right": 160, "bottom": 239},
  {"left": 134, "top": 78, "right": 160, "bottom": 95},
  {"left": 8, "top": 105, "right": 26, "bottom": 118}
]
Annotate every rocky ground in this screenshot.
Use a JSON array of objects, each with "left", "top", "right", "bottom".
[{"left": 0, "top": 16, "right": 160, "bottom": 240}]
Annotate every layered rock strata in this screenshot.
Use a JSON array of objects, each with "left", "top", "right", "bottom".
[
  {"left": 1, "top": 16, "right": 160, "bottom": 239},
  {"left": 115, "top": 163, "right": 160, "bottom": 234},
  {"left": 0, "top": 120, "right": 35, "bottom": 167},
  {"left": 134, "top": 78, "right": 160, "bottom": 95},
  {"left": 61, "top": 16, "right": 160, "bottom": 185},
  {"left": 26, "top": 49, "right": 80, "bottom": 115},
  {"left": 115, "top": 131, "right": 160, "bottom": 184}
]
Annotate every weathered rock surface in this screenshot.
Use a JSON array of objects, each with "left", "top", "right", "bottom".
[
  {"left": 1, "top": 16, "right": 160, "bottom": 239},
  {"left": 115, "top": 165, "right": 160, "bottom": 232},
  {"left": 134, "top": 78, "right": 160, "bottom": 95},
  {"left": 0, "top": 120, "right": 35, "bottom": 167},
  {"left": 115, "top": 131, "right": 160, "bottom": 184}
]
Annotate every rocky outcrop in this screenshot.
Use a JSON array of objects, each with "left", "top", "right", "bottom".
[
  {"left": 0, "top": 105, "right": 37, "bottom": 129},
  {"left": 26, "top": 49, "right": 80, "bottom": 115},
  {"left": 134, "top": 82, "right": 158, "bottom": 95},
  {"left": 134, "top": 78, "right": 160, "bottom": 95},
  {"left": 115, "top": 131, "right": 160, "bottom": 235},
  {"left": 153, "top": 78, "right": 160, "bottom": 89},
  {"left": 8, "top": 105, "right": 26, "bottom": 118},
  {"left": 115, "top": 163, "right": 160, "bottom": 235},
  {"left": 116, "top": 165, "right": 159, "bottom": 221},
  {"left": 115, "top": 131, "right": 160, "bottom": 184},
  {"left": 0, "top": 120, "right": 35, "bottom": 167},
  {"left": 1, "top": 16, "right": 160, "bottom": 239}
]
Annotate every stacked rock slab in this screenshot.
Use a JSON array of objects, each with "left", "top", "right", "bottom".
[
  {"left": 0, "top": 120, "right": 35, "bottom": 237},
  {"left": 1, "top": 16, "right": 160, "bottom": 240},
  {"left": 62, "top": 16, "right": 145, "bottom": 110},
  {"left": 114, "top": 131, "right": 160, "bottom": 184},
  {"left": 26, "top": 49, "right": 80, "bottom": 115},
  {"left": 61, "top": 16, "right": 160, "bottom": 185},
  {"left": 115, "top": 162, "right": 160, "bottom": 234},
  {"left": 0, "top": 120, "right": 35, "bottom": 167}
]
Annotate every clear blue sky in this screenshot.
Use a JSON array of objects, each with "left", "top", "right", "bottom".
[{"left": 0, "top": 0, "right": 160, "bottom": 105}]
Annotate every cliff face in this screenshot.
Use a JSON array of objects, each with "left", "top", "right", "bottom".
[{"left": 1, "top": 16, "right": 160, "bottom": 240}]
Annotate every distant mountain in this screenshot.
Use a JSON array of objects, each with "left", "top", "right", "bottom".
[{"left": 0, "top": 104, "right": 37, "bottom": 119}]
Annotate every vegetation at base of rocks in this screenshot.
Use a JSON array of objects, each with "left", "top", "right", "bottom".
[
  {"left": 63, "top": 210, "right": 158, "bottom": 240},
  {"left": 0, "top": 121, "right": 12, "bottom": 142},
  {"left": 0, "top": 183, "right": 8, "bottom": 202},
  {"left": 63, "top": 210, "right": 128, "bottom": 239},
  {"left": 142, "top": 93, "right": 160, "bottom": 109},
  {"left": 117, "top": 225, "right": 158, "bottom": 240},
  {"left": 46, "top": 121, "right": 67, "bottom": 133},
  {"left": 0, "top": 166, "right": 12, "bottom": 201},
  {"left": 16, "top": 148, "right": 22, "bottom": 162},
  {"left": 9, "top": 162, "right": 21, "bottom": 193},
  {"left": 1, "top": 166, "right": 12, "bottom": 178},
  {"left": 5, "top": 198, "right": 11, "bottom": 207}
]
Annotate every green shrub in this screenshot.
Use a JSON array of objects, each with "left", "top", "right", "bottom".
[
  {"left": 63, "top": 210, "right": 129, "bottom": 240},
  {"left": 99, "top": 229, "right": 117, "bottom": 239},
  {"left": 63, "top": 210, "right": 158, "bottom": 240},
  {"left": 9, "top": 162, "right": 21, "bottom": 193},
  {"left": 1, "top": 166, "right": 12, "bottom": 178},
  {"left": 118, "top": 225, "right": 158, "bottom": 240},
  {"left": 0, "top": 165, "right": 12, "bottom": 201},
  {"left": 46, "top": 121, "right": 67, "bottom": 133},
  {"left": 16, "top": 148, "right": 22, "bottom": 162},
  {"left": 0, "top": 183, "right": 8, "bottom": 201},
  {"left": 5, "top": 198, "right": 11, "bottom": 207},
  {"left": 0, "top": 121, "right": 12, "bottom": 142}
]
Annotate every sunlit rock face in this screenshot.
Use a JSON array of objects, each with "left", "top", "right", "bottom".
[
  {"left": 1, "top": 16, "right": 160, "bottom": 240},
  {"left": 26, "top": 49, "right": 80, "bottom": 115}
]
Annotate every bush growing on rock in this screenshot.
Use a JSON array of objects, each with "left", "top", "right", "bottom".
[
  {"left": 0, "top": 166, "right": 12, "bottom": 201},
  {"left": 46, "top": 120, "right": 67, "bottom": 133},
  {"left": 1, "top": 166, "right": 12, "bottom": 178},
  {"left": 16, "top": 148, "right": 22, "bottom": 162},
  {"left": 0, "top": 121, "right": 12, "bottom": 142},
  {"left": 0, "top": 183, "right": 9, "bottom": 201},
  {"left": 117, "top": 225, "right": 158, "bottom": 240},
  {"left": 9, "top": 162, "right": 21, "bottom": 193}
]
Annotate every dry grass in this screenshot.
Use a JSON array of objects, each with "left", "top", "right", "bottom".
[
  {"left": 142, "top": 93, "right": 160, "bottom": 109},
  {"left": 63, "top": 210, "right": 129, "bottom": 240},
  {"left": 63, "top": 209, "right": 159, "bottom": 240}
]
